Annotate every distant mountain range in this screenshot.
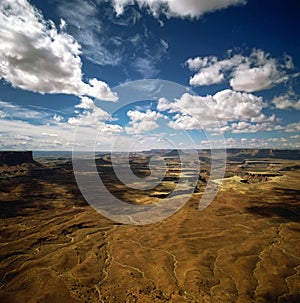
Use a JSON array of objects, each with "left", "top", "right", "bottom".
[{"left": 1, "top": 149, "right": 299, "bottom": 167}]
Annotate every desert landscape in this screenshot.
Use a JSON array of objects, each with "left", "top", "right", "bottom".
[
  {"left": 0, "top": 149, "right": 299, "bottom": 303},
  {"left": 1, "top": 0, "right": 300, "bottom": 302}
]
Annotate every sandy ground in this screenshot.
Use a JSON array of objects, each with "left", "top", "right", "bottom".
[{"left": 0, "top": 157, "right": 299, "bottom": 303}]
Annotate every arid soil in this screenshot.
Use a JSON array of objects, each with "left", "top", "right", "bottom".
[{"left": 0, "top": 152, "right": 299, "bottom": 303}]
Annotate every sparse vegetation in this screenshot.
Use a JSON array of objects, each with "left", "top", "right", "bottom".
[{"left": 0, "top": 150, "right": 299, "bottom": 302}]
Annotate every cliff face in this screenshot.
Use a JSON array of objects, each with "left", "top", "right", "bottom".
[{"left": 0, "top": 151, "right": 34, "bottom": 166}]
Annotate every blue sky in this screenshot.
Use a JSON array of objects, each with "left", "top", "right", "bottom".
[{"left": 0, "top": 0, "right": 299, "bottom": 150}]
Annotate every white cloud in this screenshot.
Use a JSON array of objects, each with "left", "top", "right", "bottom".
[
  {"left": 125, "top": 109, "right": 164, "bottom": 134},
  {"left": 0, "top": 103, "right": 124, "bottom": 150},
  {"left": 186, "top": 49, "right": 294, "bottom": 92},
  {"left": 189, "top": 64, "right": 225, "bottom": 86},
  {"left": 81, "top": 78, "right": 118, "bottom": 101},
  {"left": 0, "top": 96, "right": 124, "bottom": 150},
  {"left": 250, "top": 113, "right": 276, "bottom": 123},
  {"left": 285, "top": 122, "right": 300, "bottom": 133},
  {"left": 290, "top": 134, "right": 300, "bottom": 139},
  {"left": 99, "top": 123, "right": 123, "bottom": 134},
  {"left": 41, "top": 132, "right": 58, "bottom": 137},
  {"left": 199, "top": 135, "right": 300, "bottom": 149},
  {"left": 53, "top": 114, "right": 64, "bottom": 123},
  {"left": 157, "top": 97, "right": 172, "bottom": 111},
  {"left": 0, "top": 118, "right": 69, "bottom": 150},
  {"left": 168, "top": 114, "right": 201, "bottom": 130},
  {"left": 226, "top": 121, "right": 281, "bottom": 134},
  {"left": 0, "top": 0, "right": 117, "bottom": 101},
  {"left": 272, "top": 94, "right": 300, "bottom": 110},
  {"left": 113, "top": 0, "right": 246, "bottom": 19},
  {"left": 159, "top": 94, "right": 219, "bottom": 126},
  {"left": 186, "top": 56, "right": 218, "bottom": 71},
  {"left": 75, "top": 96, "right": 97, "bottom": 110},
  {"left": 159, "top": 90, "right": 264, "bottom": 125},
  {"left": 127, "top": 109, "right": 163, "bottom": 122},
  {"left": 125, "top": 120, "right": 160, "bottom": 134},
  {"left": 230, "top": 61, "right": 283, "bottom": 92},
  {"left": 213, "top": 89, "right": 263, "bottom": 120},
  {"left": 67, "top": 109, "right": 111, "bottom": 126},
  {"left": 67, "top": 96, "right": 123, "bottom": 132},
  {"left": 157, "top": 90, "right": 280, "bottom": 134},
  {"left": 0, "top": 110, "right": 7, "bottom": 119},
  {"left": 267, "top": 137, "right": 287, "bottom": 143},
  {"left": 188, "top": 54, "right": 242, "bottom": 86}
]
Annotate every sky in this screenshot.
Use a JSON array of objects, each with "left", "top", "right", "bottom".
[{"left": 0, "top": 0, "right": 299, "bottom": 151}]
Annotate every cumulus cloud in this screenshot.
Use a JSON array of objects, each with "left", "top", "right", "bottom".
[
  {"left": 168, "top": 114, "right": 201, "bottom": 130},
  {"left": 68, "top": 96, "right": 121, "bottom": 131},
  {"left": 125, "top": 109, "right": 164, "bottom": 134},
  {"left": 53, "top": 114, "right": 64, "bottom": 123},
  {"left": 75, "top": 96, "right": 95, "bottom": 110},
  {"left": 157, "top": 90, "right": 279, "bottom": 133},
  {"left": 272, "top": 88, "right": 300, "bottom": 110},
  {"left": 250, "top": 113, "right": 275, "bottom": 123},
  {"left": 187, "top": 55, "right": 242, "bottom": 86},
  {"left": 0, "top": 0, "right": 117, "bottom": 101},
  {"left": 189, "top": 64, "right": 225, "bottom": 86},
  {"left": 285, "top": 122, "right": 300, "bottom": 133},
  {"left": 67, "top": 96, "right": 122, "bottom": 133},
  {"left": 186, "top": 49, "right": 294, "bottom": 92},
  {"left": 273, "top": 95, "right": 300, "bottom": 110},
  {"left": 199, "top": 136, "right": 300, "bottom": 149},
  {"left": 267, "top": 137, "right": 287, "bottom": 143},
  {"left": 222, "top": 121, "right": 282, "bottom": 134},
  {"left": 112, "top": 0, "right": 246, "bottom": 18},
  {"left": 230, "top": 61, "right": 284, "bottom": 92},
  {"left": 212, "top": 89, "right": 263, "bottom": 119},
  {"left": 159, "top": 90, "right": 263, "bottom": 124}
]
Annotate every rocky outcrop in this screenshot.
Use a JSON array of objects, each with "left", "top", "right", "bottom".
[
  {"left": 243, "top": 171, "right": 281, "bottom": 183},
  {"left": 0, "top": 151, "right": 35, "bottom": 166}
]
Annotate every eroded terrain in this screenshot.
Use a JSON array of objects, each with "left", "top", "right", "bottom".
[{"left": 0, "top": 150, "right": 300, "bottom": 303}]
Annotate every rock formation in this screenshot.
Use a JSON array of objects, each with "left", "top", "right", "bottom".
[{"left": 0, "top": 151, "right": 35, "bottom": 166}]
